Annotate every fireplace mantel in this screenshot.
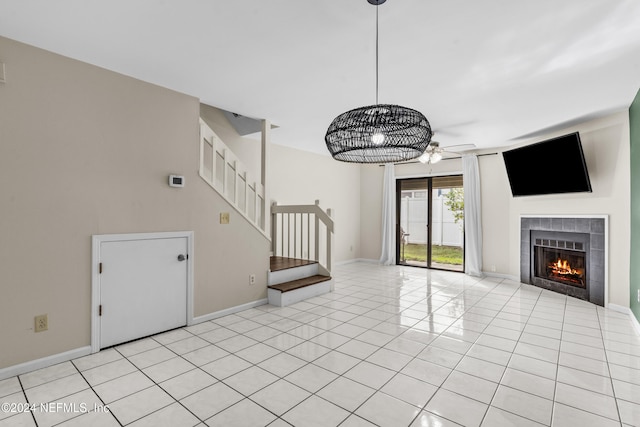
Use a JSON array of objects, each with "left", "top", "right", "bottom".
[{"left": 520, "top": 215, "right": 608, "bottom": 306}]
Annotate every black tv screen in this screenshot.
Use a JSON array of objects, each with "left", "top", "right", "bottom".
[{"left": 502, "top": 132, "right": 592, "bottom": 197}]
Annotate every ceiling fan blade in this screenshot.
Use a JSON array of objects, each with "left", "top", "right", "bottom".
[
  {"left": 432, "top": 129, "right": 461, "bottom": 137},
  {"left": 442, "top": 143, "right": 476, "bottom": 150},
  {"left": 441, "top": 151, "right": 461, "bottom": 158}
]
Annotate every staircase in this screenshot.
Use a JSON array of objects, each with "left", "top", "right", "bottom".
[
  {"left": 199, "top": 115, "right": 334, "bottom": 306},
  {"left": 268, "top": 201, "right": 334, "bottom": 306}
]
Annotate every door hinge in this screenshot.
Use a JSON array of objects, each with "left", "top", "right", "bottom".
[
  {"left": 99, "top": 305, "right": 102, "bottom": 316},
  {"left": 99, "top": 262, "right": 103, "bottom": 274}
]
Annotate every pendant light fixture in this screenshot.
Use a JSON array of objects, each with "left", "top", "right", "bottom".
[{"left": 325, "top": 0, "right": 433, "bottom": 164}]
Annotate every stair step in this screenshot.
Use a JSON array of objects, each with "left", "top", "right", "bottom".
[
  {"left": 268, "top": 275, "right": 331, "bottom": 293},
  {"left": 270, "top": 256, "right": 318, "bottom": 272}
]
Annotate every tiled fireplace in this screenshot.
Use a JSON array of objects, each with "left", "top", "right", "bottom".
[{"left": 520, "top": 216, "right": 606, "bottom": 306}]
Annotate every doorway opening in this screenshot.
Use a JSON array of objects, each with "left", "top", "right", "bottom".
[{"left": 396, "top": 176, "right": 464, "bottom": 272}]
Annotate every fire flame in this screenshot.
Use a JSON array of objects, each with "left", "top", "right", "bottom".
[{"left": 550, "top": 258, "right": 581, "bottom": 276}]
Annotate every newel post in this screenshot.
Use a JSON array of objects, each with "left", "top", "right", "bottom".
[
  {"left": 326, "top": 208, "right": 333, "bottom": 273},
  {"left": 261, "top": 120, "right": 271, "bottom": 232},
  {"left": 271, "top": 201, "right": 278, "bottom": 255},
  {"left": 314, "top": 200, "right": 321, "bottom": 263}
]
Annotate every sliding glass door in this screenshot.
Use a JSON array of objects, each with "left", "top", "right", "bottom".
[{"left": 396, "top": 175, "right": 464, "bottom": 272}]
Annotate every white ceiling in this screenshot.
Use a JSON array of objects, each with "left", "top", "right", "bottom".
[{"left": 2, "top": 0, "right": 640, "bottom": 156}]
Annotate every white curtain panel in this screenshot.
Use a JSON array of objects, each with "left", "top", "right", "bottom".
[
  {"left": 463, "top": 154, "right": 484, "bottom": 277},
  {"left": 379, "top": 164, "right": 396, "bottom": 265}
]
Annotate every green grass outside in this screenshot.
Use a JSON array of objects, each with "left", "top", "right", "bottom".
[{"left": 401, "top": 243, "right": 463, "bottom": 265}]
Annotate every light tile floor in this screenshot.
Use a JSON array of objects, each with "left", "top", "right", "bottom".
[{"left": 1, "top": 262, "right": 640, "bottom": 426}]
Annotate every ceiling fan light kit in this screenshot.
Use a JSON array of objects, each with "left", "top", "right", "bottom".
[
  {"left": 418, "top": 141, "right": 444, "bottom": 164},
  {"left": 325, "top": 0, "right": 432, "bottom": 164}
]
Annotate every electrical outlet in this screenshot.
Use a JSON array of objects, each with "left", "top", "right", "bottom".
[
  {"left": 250, "top": 274, "right": 256, "bottom": 285},
  {"left": 35, "top": 314, "right": 48, "bottom": 332},
  {"left": 220, "top": 212, "right": 230, "bottom": 224},
  {"left": 491, "top": 265, "right": 496, "bottom": 272}
]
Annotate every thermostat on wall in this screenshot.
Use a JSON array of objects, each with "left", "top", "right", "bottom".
[{"left": 169, "top": 175, "right": 185, "bottom": 188}]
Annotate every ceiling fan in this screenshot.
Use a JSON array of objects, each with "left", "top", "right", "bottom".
[{"left": 418, "top": 141, "right": 476, "bottom": 164}]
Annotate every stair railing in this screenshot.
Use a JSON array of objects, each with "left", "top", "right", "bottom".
[
  {"left": 199, "top": 118, "right": 268, "bottom": 238},
  {"left": 271, "top": 200, "right": 334, "bottom": 276}
]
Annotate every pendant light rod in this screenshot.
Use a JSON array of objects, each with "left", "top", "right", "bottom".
[
  {"left": 369, "top": 0, "right": 385, "bottom": 104},
  {"left": 375, "top": 3, "right": 379, "bottom": 105}
]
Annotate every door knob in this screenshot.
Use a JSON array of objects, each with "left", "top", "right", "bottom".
[{"left": 177, "top": 254, "right": 186, "bottom": 262}]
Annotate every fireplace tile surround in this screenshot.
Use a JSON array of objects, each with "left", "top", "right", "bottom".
[{"left": 520, "top": 216, "right": 606, "bottom": 306}]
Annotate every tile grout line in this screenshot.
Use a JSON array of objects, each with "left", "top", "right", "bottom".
[
  {"left": 548, "top": 291, "right": 568, "bottom": 427},
  {"left": 551, "top": 303, "right": 626, "bottom": 424},
  {"left": 403, "top": 276, "right": 504, "bottom": 426},
  {"left": 153, "top": 322, "right": 299, "bottom": 425},
  {"left": 249, "top": 269, "right": 480, "bottom": 425},
  {"left": 596, "top": 304, "right": 624, "bottom": 425},
  {"left": 72, "top": 360, "right": 125, "bottom": 427},
  {"left": 16, "top": 375, "right": 38, "bottom": 427},
  {"left": 479, "top": 281, "right": 547, "bottom": 426},
  {"left": 78, "top": 332, "right": 202, "bottom": 426}
]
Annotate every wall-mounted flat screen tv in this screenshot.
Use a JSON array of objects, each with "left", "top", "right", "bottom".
[{"left": 502, "top": 132, "right": 592, "bottom": 197}]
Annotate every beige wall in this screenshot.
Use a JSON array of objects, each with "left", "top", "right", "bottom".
[
  {"left": 478, "top": 152, "right": 513, "bottom": 275},
  {"left": 359, "top": 165, "right": 384, "bottom": 261},
  {"left": 268, "top": 144, "right": 361, "bottom": 263},
  {"left": 0, "top": 36, "right": 269, "bottom": 369},
  {"left": 358, "top": 112, "right": 631, "bottom": 307}
]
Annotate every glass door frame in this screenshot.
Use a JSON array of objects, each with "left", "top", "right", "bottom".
[{"left": 395, "top": 175, "right": 465, "bottom": 272}]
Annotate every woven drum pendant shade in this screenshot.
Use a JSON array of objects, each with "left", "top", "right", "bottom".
[
  {"left": 324, "top": 0, "right": 433, "bottom": 163},
  {"left": 325, "top": 104, "right": 432, "bottom": 163}
]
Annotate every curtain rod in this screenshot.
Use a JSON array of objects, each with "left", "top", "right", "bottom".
[{"left": 377, "top": 152, "right": 499, "bottom": 166}]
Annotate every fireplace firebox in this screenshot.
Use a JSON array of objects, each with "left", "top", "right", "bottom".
[
  {"left": 534, "top": 245, "right": 586, "bottom": 288},
  {"left": 529, "top": 230, "right": 590, "bottom": 302}
]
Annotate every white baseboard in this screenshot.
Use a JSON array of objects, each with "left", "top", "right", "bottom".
[
  {"left": 191, "top": 298, "right": 268, "bottom": 325},
  {"left": 334, "top": 258, "right": 378, "bottom": 266},
  {"left": 0, "top": 346, "right": 92, "bottom": 381},
  {"left": 608, "top": 304, "right": 640, "bottom": 336},
  {"left": 350, "top": 258, "right": 379, "bottom": 264},
  {"left": 608, "top": 303, "right": 628, "bottom": 314},
  {"left": 482, "top": 271, "right": 520, "bottom": 282},
  {"left": 341, "top": 260, "right": 520, "bottom": 280}
]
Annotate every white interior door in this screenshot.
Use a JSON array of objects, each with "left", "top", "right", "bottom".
[{"left": 99, "top": 236, "right": 188, "bottom": 348}]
